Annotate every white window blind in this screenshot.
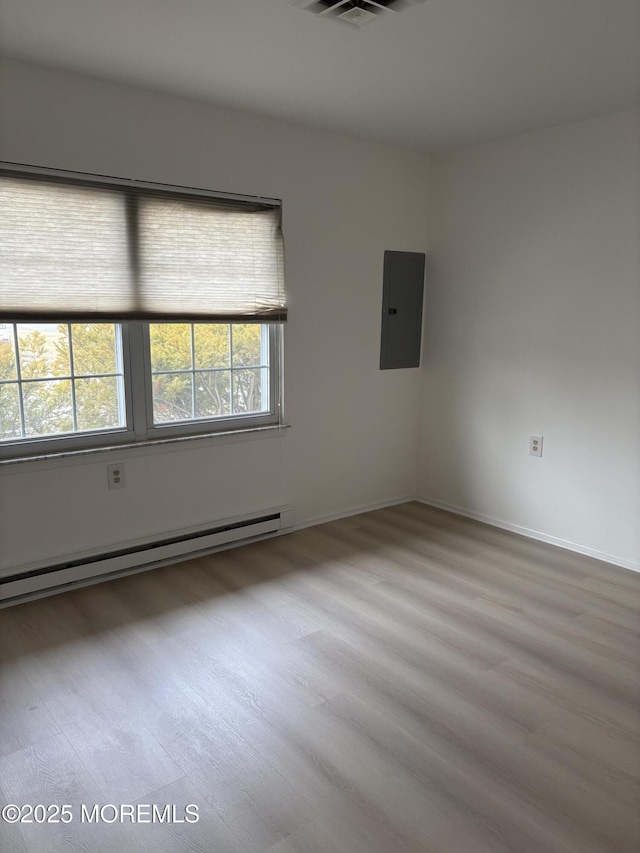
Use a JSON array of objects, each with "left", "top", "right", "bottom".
[
  {"left": 138, "top": 195, "right": 285, "bottom": 320},
  {"left": 0, "top": 167, "right": 287, "bottom": 322},
  {"left": 0, "top": 177, "right": 132, "bottom": 316}
]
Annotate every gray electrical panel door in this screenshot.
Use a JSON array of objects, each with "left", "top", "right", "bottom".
[{"left": 380, "top": 250, "right": 425, "bottom": 369}]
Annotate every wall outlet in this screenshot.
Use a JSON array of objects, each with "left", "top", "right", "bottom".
[
  {"left": 529, "top": 435, "right": 543, "bottom": 458},
  {"left": 107, "top": 463, "right": 126, "bottom": 490}
]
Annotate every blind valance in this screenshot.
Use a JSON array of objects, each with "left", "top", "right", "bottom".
[{"left": 0, "top": 166, "right": 287, "bottom": 322}]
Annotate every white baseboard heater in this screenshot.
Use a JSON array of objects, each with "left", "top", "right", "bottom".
[{"left": 0, "top": 505, "right": 294, "bottom": 607}]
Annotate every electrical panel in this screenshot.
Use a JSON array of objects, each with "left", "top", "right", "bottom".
[{"left": 380, "top": 250, "right": 425, "bottom": 369}]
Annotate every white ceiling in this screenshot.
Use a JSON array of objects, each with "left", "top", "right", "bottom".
[{"left": 0, "top": 0, "right": 637, "bottom": 151}]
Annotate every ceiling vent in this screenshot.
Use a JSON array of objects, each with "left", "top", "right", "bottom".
[{"left": 293, "top": 0, "right": 425, "bottom": 27}]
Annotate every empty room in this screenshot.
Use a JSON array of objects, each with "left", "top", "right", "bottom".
[{"left": 0, "top": 2, "right": 638, "bottom": 852}]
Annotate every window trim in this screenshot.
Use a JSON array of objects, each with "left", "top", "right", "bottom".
[
  {"left": 0, "top": 425, "right": 290, "bottom": 471},
  {"left": 1, "top": 162, "right": 282, "bottom": 208}
]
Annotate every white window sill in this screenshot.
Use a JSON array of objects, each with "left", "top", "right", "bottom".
[{"left": 0, "top": 423, "right": 291, "bottom": 472}]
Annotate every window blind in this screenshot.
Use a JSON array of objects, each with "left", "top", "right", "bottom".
[
  {"left": 0, "top": 167, "right": 287, "bottom": 322},
  {"left": 137, "top": 195, "right": 285, "bottom": 320}
]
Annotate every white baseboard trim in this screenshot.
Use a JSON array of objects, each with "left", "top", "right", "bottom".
[
  {"left": 293, "top": 495, "right": 414, "bottom": 533},
  {"left": 416, "top": 496, "right": 640, "bottom": 574}
]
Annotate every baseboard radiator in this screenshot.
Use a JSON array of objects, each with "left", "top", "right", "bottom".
[{"left": 0, "top": 505, "right": 295, "bottom": 607}]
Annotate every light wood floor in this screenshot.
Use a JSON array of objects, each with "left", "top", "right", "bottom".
[{"left": 0, "top": 502, "right": 638, "bottom": 853}]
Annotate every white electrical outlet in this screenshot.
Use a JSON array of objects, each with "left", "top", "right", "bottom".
[
  {"left": 107, "top": 463, "right": 126, "bottom": 490},
  {"left": 529, "top": 435, "right": 543, "bottom": 458}
]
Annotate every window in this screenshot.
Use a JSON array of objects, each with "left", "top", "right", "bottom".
[
  {"left": 0, "top": 322, "right": 126, "bottom": 443},
  {"left": 149, "top": 323, "right": 271, "bottom": 424},
  {"left": 0, "top": 165, "right": 286, "bottom": 459}
]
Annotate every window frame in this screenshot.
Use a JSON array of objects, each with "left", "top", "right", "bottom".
[
  {"left": 137, "top": 321, "right": 282, "bottom": 439},
  {"left": 0, "top": 320, "right": 283, "bottom": 461},
  {"left": 0, "top": 322, "right": 137, "bottom": 458}
]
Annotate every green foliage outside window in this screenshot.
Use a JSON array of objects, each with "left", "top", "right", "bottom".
[
  {"left": 0, "top": 322, "right": 268, "bottom": 442},
  {"left": 150, "top": 323, "right": 265, "bottom": 423}
]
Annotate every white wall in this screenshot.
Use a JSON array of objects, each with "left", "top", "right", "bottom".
[
  {"left": 2, "top": 61, "right": 636, "bottom": 577},
  {"left": 0, "top": 60, "right": 430, "bottom": 574},
  {"left": 419, "top": 110, "right": 640, "bottom": 569}
]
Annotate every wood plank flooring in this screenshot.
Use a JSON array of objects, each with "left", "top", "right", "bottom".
[{"left": 0, "top": 501, "right": 638, "bottom": 852}]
